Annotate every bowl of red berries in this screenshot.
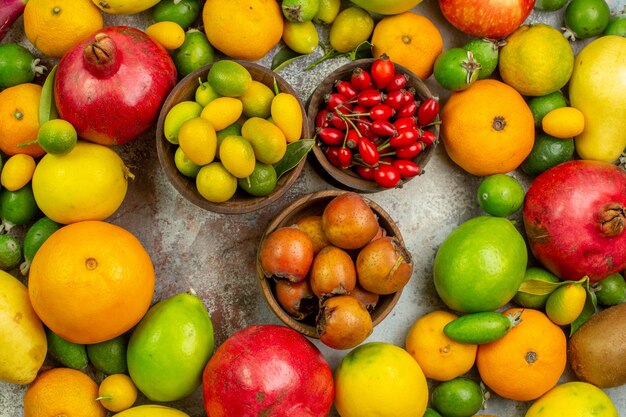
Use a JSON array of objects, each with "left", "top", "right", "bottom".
[{"left": 307, "top": 56, "right": 440, "bottom": 192}]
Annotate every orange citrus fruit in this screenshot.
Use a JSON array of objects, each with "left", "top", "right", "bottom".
[
  {"left": 202, "top": 0, "right": 283, "bottom": 61},
  {"left": 405, "top": 310, "right": 477, "bottom": 381},
  {"left": 476, "top": 308, "right": 567, "bottom": 402},
  {"left": 28, "top": 221, "right": 155, "bottom": 344},
  {"left": 440, "top": 79, "right": 535, "bottom": 176},
  {"left": 23, "top": 367, "right": 107, "bottom": 417},
  {"left": 371, "top": 11, "right": 443, "bottom": 80},
  {"left": 0, "top": 83, "right": 45, "bottom": 158},
  {"left": 24, "top": 0, "right": 104, "bottom": 58}
]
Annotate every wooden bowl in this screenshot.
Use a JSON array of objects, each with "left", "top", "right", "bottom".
[
  {"left": 257, "top": 190, "right": 405, "bottom": 339},
  {"left": 307, "top": 58, "right": 440, "bottom": 193},
  {"left": 156, "top": 61, "right": 311, "bottom": 214}
]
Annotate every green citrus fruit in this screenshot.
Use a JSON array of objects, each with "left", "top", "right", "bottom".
[
  {"left": 329, "top": 6, "right": 374, "bottom": 53},
  {"left": 433, "top": 216, "right": 528, "bottom": 313},
  {"left": 163, "top": 101, "right": 203, "bottom": 145},
  {"left": 237, "top": 162, "right": 277, "bottom": 197},
  {"left": 45, "top": 328, "right": 88, "bottom": 370},
  {"left": 196, "top": 162, "right": 238, "bottom": 203},
  {"left": 604, "top": 12, "right": 626, "bottom": 36},
  {"left": 153, "top": 0, "right": 201, "bottom": 29},
  {"left": 463, "top": 38, "right": 500, "bottom": 80},
  {"left": 528, "top": 91, "right": 568, "bottom": 128},
  {"left": 545, "top": 283, "right": 587, "bottom": 326},
  {"left": 195, "top": 80, "right": 219, "bottom": 107},
  {"left": 431, "top": 378, "right": 484, "bottom": 417},
  {"left": 87, "top": 335, "right": 128, "bottom": 375},
  {"left": 216, "top": 123, "right": 243, "bottom": 149},
  {"left": 239, "top": 80, "right": 275, "bottom": 119},
  {"left": 97, "top": 374, "right": 138, "bottom": 412},
  {"left": 0, "top": 234, "right": 21, "bottom": 270},
  {"left": 424, "top": 408, "right": 443, "bottom": 417},
  {"left": 207, "top": 60, "right": 252, "bottom": 97},
  {"left": 476, "top": 174, "right": 525, "bottom": 217},
  {"left": 593, "top": 272, "right": 626, "bottom": 306},
  {"left": 0, "top": 184, "right": 39, "bottom": 231},
  {"left": 174, "top": 147, "right": 202, "bottom": 178},
  {"left": 520, "top": 132, "right": 574, "bottom": 177},
  {"left": 499, "top": 24, "right": 574, "bottom": 96},
  {"left": 513, "top": 267, "right": 560, "bottom": 309},
  {"left": 37, "top": 119, "right": 78, "bottom": 155},
  {"left": 534, "top": 0, "right": 568, "bottom": 11},
  {"left": 218, "top": 135, "right": 255, "bottom": 179},
  {"left": 282, "top": 21, "right": 319, "bottom": 54}
]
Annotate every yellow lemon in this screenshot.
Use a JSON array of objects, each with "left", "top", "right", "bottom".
[
  {"left": 97, "top": 374, "right": 138, "bottom": 413},
  {"left": 335, "top": 342, "right": 428, "bottom": 417},
  {"left": 270, "top": 93, "right": 303, "bottom": 143},
  {"left": 24, "top": 0, "right": 104, "bottom": 58},
  {"left": 195, "top": 162, "right": 237, "bottom": 203},
  {"left": 1, "top": 154, "right": 36, "bottom": 191},
  {"left": 239, "top": 81, "right": 275, "bottom": 119},
  {"left": 201, "top": 97, "right": 243, "bottom": 131},
  {"left": 31, "top": 141, "right": 132, "bottom": 224},
  {"left": 145, "top": 21, "right": 185, "bottom": 50},
  {"left": 92, "top": 0, "right": 160, "bottom": 15},
  {"left": 545, "top": 283, "right": 587, "bottom": 326},
  {"left": 542, "top": 107, "right": 585, "bottom": 139},
  {"left": 525, "top": 381, "right": 618, "bottom": 417},
  {"left": 178, "top": 117, "right": 217, "bottom": 166}
]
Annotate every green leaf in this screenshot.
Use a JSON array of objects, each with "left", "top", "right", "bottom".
[
  {"left": 348, "top": 41, "right": 373, "bottom": 61},
  {"left": 570, "top": 284, "right": 598, "bottom": 336},
  {"left": 273, "top": 139, "right": 315, "bottom": 179},
  {"left": 305, "top": 49, "right": 344, "bottom": 71},
  {"left": 39, "top": 64, "right": 58, "bottom": 125},
  {"left": 518, "top": 275, "right": 588, "bottom": 296},
  {"left": 271, "top": 47, "right": 305, "bottom": 72}
]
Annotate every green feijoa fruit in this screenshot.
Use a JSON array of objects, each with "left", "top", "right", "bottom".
[
  {"left": 593, "top": 272, "right": 626, "bottom": 306},
  {"left": 153, "top": 0, "right": 201, "bottom": 29},
  {"left": 172, "top": 29, "right": 215, "bottom": 78},
  {"left": 127, "top": 290, "right": 214, "bottom": 402},
  {"left": 46, "top": 328, "right": 88, "bottom": 370},
  {"left": 463, "top": 38, "right": 500, "bottom": 80},
  {"left": 563, "top": 0, "right": 611, "bottom": 40},
  {"left": 431, "top": 377, "right": 484, "bottom": 417},
  {"left": 534, "top": 0, "right": 569, "bottom": 11},
  {"left": 520, "top": 132, "right": 575, "bottom": 177},
  {"left": 444, "top": 311, "right": 522, "bottom": 344},
  {"left": 238, "top": 162, "right": 277, "bottom": 197},
  {"left": 604, "top": 10, "right": 626, "bottom": 36},
  {"left": 476, "top": 174, "right": 525, "bottom": 217},
  {"left": 87, "top": 335, "right": 128, "bottom": 375},
  {"left": 20, "top": 216, "right": 61, "bottom": 276},
  {"left": 528, "top": 91, "right": 568, "bottom": 128},
  {"left": 0, "top": 43, "right": 46, "bottom": 89},
  {"left": 282, "top": 0, "right": 320, "bottom": 22},
  {"left": 0, "top": 185, "right": 39, "bottom": 232},
  {"left": 433, "top": 48, "right": 481, "bottom": 91},
  {"left": 0, "top": 234, "right": 21, "bottom": 270}
]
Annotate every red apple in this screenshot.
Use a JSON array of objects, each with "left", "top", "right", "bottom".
[
  {"left": 438, "top": 0, "right": 536, "bottom": 39},
  {"left": 202, "top": 324, "right": 334, "bottom": 417}
]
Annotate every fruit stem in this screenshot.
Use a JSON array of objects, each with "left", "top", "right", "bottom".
[{"left": 188, "top": 287, "right": 197, "bottom": 297}]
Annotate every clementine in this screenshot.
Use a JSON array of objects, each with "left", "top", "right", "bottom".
[
  {"left": 476, "top": 308, "right": 566, "bottom": 401},
  {"left": 0, "top": 83, "right": 45, "bottom": 157},
  {"left": 440, "top": 79, "right": 535, "bottom": 176},
  {"left": 28, "top": 221, "right": 155, "bottom": 344},
  {"left": 23, "top": 367, "right": 107, "bottom": 417},
  {"left": 405, "top": 310, "right": 477, "bottom": 381},
  {"left": 371, "top": 12, "right": 443, "bottom": 80}
]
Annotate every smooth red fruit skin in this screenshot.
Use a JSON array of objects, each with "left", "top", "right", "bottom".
[
  {"left": 350, "top": 67, "right": 372, "bottom": 91},
  {"left": 55, "top": 26, "right": 177, "bottom": 146},
  {"left": 523, "top": 160, "right": 626, "bottom": 283},
  {"left": 438, "top": 0, "right": 535, "bottom": 38},
  {"left": 374, "top": 165, "right": 401, "bottom": 188},
  {"left": 371, "top": 55, "right": 395, "bottom": 89},
  {"left": 202, "top": 325, "right": 334, "bottom": 417}
]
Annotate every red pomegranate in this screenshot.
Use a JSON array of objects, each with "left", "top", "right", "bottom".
[
  {"left": 202, "top": 324, "right": 334, "bottom": 417},
  {"left": 523, "top": 160, "right": 626, "bottom": 282},
  {"left": 54, "top": 26, "right": 177, "bottom": 146}
]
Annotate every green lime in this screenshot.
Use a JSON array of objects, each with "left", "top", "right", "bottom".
[
  {"left": 207, "top": 60, "right": 252, "bottom": 98},
  {"left": 216, "top": 123, "right": 243, "bottom": 149},
  {"left": 534, "top": 0, "right": 569, "bottom": 11},
  {"left": 239, "top": 80, "right": 275, "bottom": 119},
  {"left": 20, "top": 216, "right": 61, "bottom": 276},
  {"left": 433, "top": 216, "right": 528, "bottom": 313},
  {"left": 463, "top": 38, "right": 500, "bottom": 80},
  {"left": 604, "top": 11, "right": 626, "bottom": 36},
  {"left": 0, "top": 43, "right": 46, "bottom": 89},
  {"left": 174, "top": 146, "right": 202, "bottom": 178},
  {"left": 0, "top": 234, "right": 21, "bottom": 270},
  {"left": 282, "top": 0, "right": 320, "bottom": 22},
  {"left": 476, "top": 174, "right": 525, "bottom": 217},
  {"left": 528, "top": 91, "right": 568, "bottom": 128},
  {"left": 237, "top": 162, "right": 277, "bottom": 197},
  {"left": 37, "top": 119, "right": 77, "bottom": 155},
  {"left": 172, "top": 29, "right": 214, "bottom": 78},
  {"left": 195, "top": 80, "right": 219, "bottom": 107},
  {"left": 564, "top": 0, "right": 611, "bottom": 39},
  {"left": 593, "top": 272, "right": 626, "bottom": 306},
  {"left": 196, "top": 162, "right": 238, "bottom": 203},
  {"left": 87, "top": 335, "right": 128, "bottom": 375},
  {"left": 153, "top": 0, "right": 201, "bottom": 29},
  {"left": 46, "top": 328, "right": 88, "bottom": 370},
  {"left": 431, "top": 377, "right": 484, "bottom": 417},
  {"left": 513, "top": 267, "right": 560, "bottom": 309},
  {"left": 0, "top": 184, "right": 39, "bottom": 231},
  {"left": 521, "top": 132, "right": 575, "bottom": 177},
  {"left": 424, "top": 408, "right": 443, "bottom": 417}
]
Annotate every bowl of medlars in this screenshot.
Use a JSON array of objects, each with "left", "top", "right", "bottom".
[
  {"left": 156, "top": 59, "right": 312, "bottom": 214},
  {"left": 257, "top": 190, "right": 413, "bottom": 350},
  {"left": 307, "top": 56, "right": 440, "bottom": 192}
]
